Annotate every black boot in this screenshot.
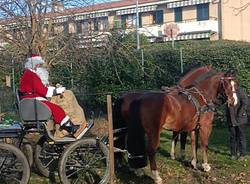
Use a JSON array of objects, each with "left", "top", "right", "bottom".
[
  {"left": 60, "top": 120, "right": 87, "bottom": 139},
  {"left": 60, "top": 120, "right": 79, "bottom": 134}
]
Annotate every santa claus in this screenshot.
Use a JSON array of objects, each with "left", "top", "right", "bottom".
[{"left": 19, "top": 54, "right": 86, "bottom": 139}]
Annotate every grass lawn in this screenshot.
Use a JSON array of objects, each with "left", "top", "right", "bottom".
[
  {"left": 114, "top": 125, "right": 250, "bottom": 184},
  {"left": 28, "top": 121, "right": 250, "bottom": 184}
]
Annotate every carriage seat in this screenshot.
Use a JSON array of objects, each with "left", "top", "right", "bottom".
[{"left": 19, "top": 99, "right": 52, "bottom": 122}]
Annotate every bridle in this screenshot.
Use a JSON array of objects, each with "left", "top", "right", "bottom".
[{"left": 220, "top": 76, "right": 237, "bottom": 104}]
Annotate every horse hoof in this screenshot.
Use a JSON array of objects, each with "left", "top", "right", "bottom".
[
  {"left": 170, "top": 154, "right": 175, "bottom": 160},
  {"left": 151, "top": 170, "right": 162, "bottom": 184},
  {"left": 202, "top": 163, "right": 211, "bottom": 172},
  {"left": 191, "top": 159, "right": 197, "bottom": 169},
  {"left": 153, "top": 176, "right": 163, "bottom": 184},
  {"left": 155, "top": 179, "right": 163, "bottom": 184}
]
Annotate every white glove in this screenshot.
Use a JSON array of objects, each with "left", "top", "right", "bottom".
[{"left": 56, "top": 87, "right": 66, "bottom": 94}]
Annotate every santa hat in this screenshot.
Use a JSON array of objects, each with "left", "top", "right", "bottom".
[{"left": 25, "top": 54, "right": 45, "bottom": 69}]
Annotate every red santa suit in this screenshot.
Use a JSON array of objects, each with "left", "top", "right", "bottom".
[{"left": 20, "top": 58, "right": 69, "bottom": 125}]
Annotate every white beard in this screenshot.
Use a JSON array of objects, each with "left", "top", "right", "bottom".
[{"left": 36, "top": 67, "right": 49, "bottom": 86}]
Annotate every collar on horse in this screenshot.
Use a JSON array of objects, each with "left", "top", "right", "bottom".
[
  {"left": 179, "top": 86, "right": 216, "bottom": 130},
  {"left": 180, "top": 87, "right": 215, "bottom": 114}
]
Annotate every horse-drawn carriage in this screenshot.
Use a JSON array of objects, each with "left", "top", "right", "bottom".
[
  {"left": 0, "top": 91, "right": 110, "bottom": 184},
  {"left": 0, "top": 66, "right": 238, "bottom": 184}
]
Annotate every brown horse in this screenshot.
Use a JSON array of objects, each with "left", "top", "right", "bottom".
[
  {"left": 126, "top": 70, "right": 236, "bottom": 184},
  {"left": 113, "top": 66, "right": 212, "bottom": 167}
]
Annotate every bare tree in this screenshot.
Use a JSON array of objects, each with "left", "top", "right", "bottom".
[{"left": 0, "top": 0, "right": 102, "bottom": 67}]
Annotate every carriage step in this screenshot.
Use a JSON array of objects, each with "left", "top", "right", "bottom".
[
  {"left": 44, "top": 119, "right": 94, "bottom": 143},
  {"left": 114, "top": 147, "right": 127, "bottom": 153}
]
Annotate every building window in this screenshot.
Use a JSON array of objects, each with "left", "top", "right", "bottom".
[
  {"left": 197, "top": 3, "right": 209, "bottom": 21},
  {"left": 113, "top": 16, "right": 121, "bottom": 29},
  {"left": 63, "top": 22, "right": 68, "bottom": 34},
  {"left": 174, "top": 7, "right": 182, "bottom": 22},
  {"left": 121, "top": 15, "right": 127, "bottom": 30},
  {"left": 101, "top": 17, "right": 109, "bottom": 31},
  {"left": 76, "top": 21, "right": 82, "bottom": 34},
  {"left": 139, "top": 13, "right": 142, "bottom": 28},
  {"left": 121, "top": 14, "right": 136, "bottom": 29},
  {"left": 93, "top": 18, "right": 99, "bottom": 31},
  {"left": 82, "top": 21, "right": 90, "bottom": 35},
  {"left": 153, "top": 10, "right": 163, "bottom": 25}
]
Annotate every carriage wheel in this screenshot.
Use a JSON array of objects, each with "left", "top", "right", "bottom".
[
  {"left": 58, "top": 138, "right": 109, "bottom": 184},
  {"left": 0, "top": 143, "right": 30, "bottom": 184},
  {"left": 34, "top": 136, "right": 60, "bottom": 177}
]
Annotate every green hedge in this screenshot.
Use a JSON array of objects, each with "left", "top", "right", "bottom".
[
  {"left": 49, "top": 39, "right": 250, "bottom": 110},
  {"left": 1, "top": 38, "right": 250, "bottom": 126}
]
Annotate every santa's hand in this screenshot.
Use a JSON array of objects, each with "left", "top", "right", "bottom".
[{"left": 56, "top": 87, "right": 66, "bottom": 94}]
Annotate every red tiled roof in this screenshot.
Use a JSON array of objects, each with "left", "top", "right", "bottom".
[
  {"left": 0, "top": 0, "right": 162, "bottom": 24},
  {"left": 66, "top": 0, "right": 161, "bottom": 14}
]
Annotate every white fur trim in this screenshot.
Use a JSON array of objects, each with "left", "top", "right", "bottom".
[
  {"left": 60, "top": 115, "right": 70, "bottom": 126},
  {"left": 46, "top": 86, "right": 55, "bottom": 98},
  {"left": 35, "top": 97, "right": 47, "bottom": 101}
]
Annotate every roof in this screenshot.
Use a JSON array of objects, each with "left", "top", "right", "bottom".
[
  {"left": 0, "top": 0, "right": 168, "bottom": 24},
  {"left": 65, "top": 0, "right": 163, "bottom": 14}
]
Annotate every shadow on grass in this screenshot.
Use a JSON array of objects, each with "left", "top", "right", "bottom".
[
  {"left": 157, "top": 146, "right": 171, "bottom": 158},
  {"left": 115, "top": 166, "right": 155, "bottom": 184}
]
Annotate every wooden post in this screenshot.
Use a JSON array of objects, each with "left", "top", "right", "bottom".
[{"left": 107, "top": 95, "right": 115, "bottom": 184}]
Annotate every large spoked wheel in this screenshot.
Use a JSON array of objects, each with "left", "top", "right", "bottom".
[
  {"left": 34, "top": 136, "right": 60, "bottom": 177},
  {"left": 0, "top": 143, "right": 30, "bottom": 184},
  {"left": 58, "top": 138, "right": 109, "bottom": 184}
]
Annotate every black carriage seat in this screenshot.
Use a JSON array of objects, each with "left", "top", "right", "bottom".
[
  {"left": 19, "top": 99, "right": 52, "bottom": 122},
  {"left": 16, "top": 89, "right": 51, "bottom": 122}
]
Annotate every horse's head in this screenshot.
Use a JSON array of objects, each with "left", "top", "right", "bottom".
[
  {"left": 186, "top": 69, "right": 237, "bottom": 106},
  {"left": 220, "top": 73, "right": 239, "bottom": 106}
]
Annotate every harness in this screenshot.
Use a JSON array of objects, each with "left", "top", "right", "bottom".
[{"left": 178, "top": 70, "right": 219, "bottom": 130}]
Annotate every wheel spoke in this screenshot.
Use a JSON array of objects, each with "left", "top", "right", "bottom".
[
  {"left": 44, "top": 158, "right": 55, "bottom": 168},
  {"left": 60, "top": 139, "right": 109, "bottom": 184}
]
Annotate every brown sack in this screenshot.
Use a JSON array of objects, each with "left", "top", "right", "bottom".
[{"left": 51, "top": 90, "right": 87, "bottom": 127}]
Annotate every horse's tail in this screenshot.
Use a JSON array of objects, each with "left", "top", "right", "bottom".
[
  {"left": 112, "top": 97, "right": 127, "bottom": 150},
  {"left": 127, "top": 99, "right": 147, "bottom": 169}
]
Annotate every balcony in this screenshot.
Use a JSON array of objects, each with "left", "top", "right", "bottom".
[{"left": 137, "top": 18, "right": 218, "bottom": 40}]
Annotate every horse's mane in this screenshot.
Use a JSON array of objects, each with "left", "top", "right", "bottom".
[
  {"left": 178, "top": 65, "right": 212, "bottom": 86},
  {"left": 192, "top": 69, "right": 218, "bottom": 84}
]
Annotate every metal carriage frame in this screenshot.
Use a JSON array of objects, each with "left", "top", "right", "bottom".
[{"left": 0, "top": 91, "right": 110, "bottom": 184}]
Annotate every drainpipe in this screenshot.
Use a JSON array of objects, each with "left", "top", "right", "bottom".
[
  {"left": 136, "top": 0, "right": 140, "bottom": 50},
  {"left": 218, "top": 0, "right": 223, "bottom": 40}
]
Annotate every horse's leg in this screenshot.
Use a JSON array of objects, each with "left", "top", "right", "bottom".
[
  {"left": 190, "top": 130, "right": 198, "bottom": 169},
  {"left": 180, "top": 131, "right": 188, "bottom": 160},
  {"left": 170, "top": 131, "right": 179, "bottom": 160},
  {"left": 147, "top": 133, "right": 162, "bottom": 184},
  {"left": 200, "top": 122, "right": 213, "bottom": 172}
]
